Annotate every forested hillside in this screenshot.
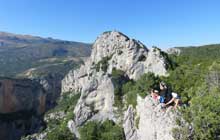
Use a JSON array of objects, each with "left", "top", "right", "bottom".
[{"left": 163, "top": 44, "right": 220, "bottom": 140}]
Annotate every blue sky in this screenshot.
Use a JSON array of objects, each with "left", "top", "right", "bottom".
[{"left": 0, "top": 0, "right": 220, "bottom": 49}]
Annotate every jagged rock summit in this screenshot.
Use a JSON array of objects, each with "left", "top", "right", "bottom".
[
  {"left": 62, "top": 31, "right": 169, "bottom": 93},
  {"left": 60, "top": 31, "right": 173, "bottom": 139}
]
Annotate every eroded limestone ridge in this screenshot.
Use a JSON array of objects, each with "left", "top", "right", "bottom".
[
  {"left": 60, "top": 31, "right": 172, "bottom": 139},
  {"left": 62, "top": 31, "right": 169, "bottom": 93}
]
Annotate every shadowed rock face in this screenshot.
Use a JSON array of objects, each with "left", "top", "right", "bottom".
[
  {"left": 0, "top": 78, "right": 46, "bottom": 115},
  {"left": 0, "top": 78, "right": 46, "bottom": 140}
]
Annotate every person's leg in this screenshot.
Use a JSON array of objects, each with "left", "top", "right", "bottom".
[{"left": 174, "top": 99, "right": 180, "bottom": 109}]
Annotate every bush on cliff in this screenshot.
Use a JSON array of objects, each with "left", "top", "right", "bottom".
[
  {"left": 111, "top": 68, "right": 129, "bottom": 108},
  {"left": 79, "top": 120, "right": 125, "bottom": 140},
  {"left": 122, "top": 72, "right": 160, "bottom": 107},
  {"left": 46, "top": 93, "right": 80, "bottom": 140},
  {"left": 47, "top": 121, "right": 75, "bottom": 140}
]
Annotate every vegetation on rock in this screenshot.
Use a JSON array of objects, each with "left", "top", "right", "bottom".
[
  {"left": 111, "top": 68, "right": 129, "bottom": 108},
  {"left": 45, "top": 93, "right": 80, "bottom": 140},
  {"left": 95, "top": 55, "right": 112, "bottom": 72},
  {"left": 47, "top": 121, "right": 75, "bottom": 140},
  {"left": 122, "top": 73, "right": 160, "bottom": 107},
  {"left": 79, "top": 120, "right": 125, "bottom": 140}
]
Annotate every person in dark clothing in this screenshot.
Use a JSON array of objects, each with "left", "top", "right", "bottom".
[
  {"left": 159, "top": 82, "right": 173, "bottom": 103},
  {"left": 164, "top": 92, "right": 180, "bottom": 109}
]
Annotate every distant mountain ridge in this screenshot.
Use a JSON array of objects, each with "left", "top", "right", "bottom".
[
  {"left": 176, "top": 44, "right": 220, "bottom": 56},
  {"left": 0, "top": 31, "right": 90, "bottom": 47},
  {"left": 0, "top": 31, "right": 92, "bottom": 77}
]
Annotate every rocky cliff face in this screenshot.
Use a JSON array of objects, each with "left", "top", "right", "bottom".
[
  {"left": 60, "top": 31, "right": 175, "bottom": 139},
  {"left": 0, "top": 78, "right": 46, "bottom": 114},
  {"left": 33, "top": 73, "right": 64, "bottom": 110},
  {"left": 0, "top": 78, "right": 46, "bottom": 140},
  {"left": 62, "top": 31, "right": 168, "bottom": 93}
]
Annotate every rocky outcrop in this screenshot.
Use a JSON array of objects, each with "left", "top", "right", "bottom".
[
  {"left": 166, "top": 47, "right": 181, "bottom": 55},
  {"left": 123, "top": 95, "right": 177, "bottom": 140},
  {"left": 34, "top": 73, "right": 63, "bottom": 110},
  {"left": 21, "top": 31, "right": 176, "bottom": 140},
  {"left": 61, "top": 31, "right": 171, "bottom": 138},
  {"left": 62, "top": 31, "right": 169, "bottom": 93},
  {"left": 72, "top": 73, "right": 115, "bottom": 126},
  {"left": 123, "top": 106, "right": 138, "bottom": 140},
  {"left": 90, "top": 32, "right": 168, "bottom": 80}
]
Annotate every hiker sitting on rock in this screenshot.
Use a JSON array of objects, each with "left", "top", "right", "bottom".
[
  {"left": 163, "top": 92, "right": 180, "bottom": 109},
  {"left": 150, "top": 89, "right": 165, "bottom": 104}
]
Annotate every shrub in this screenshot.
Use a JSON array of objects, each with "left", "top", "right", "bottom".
[
  {"left": 166, "top": 47, "right": 220, "bottom": 140},
  {"left": 79, "top": 120, "right": 125, "bottom": 140},
  {"left": 95, "top": 55, "right": 112, "bottom": 72},
  {"left": 45, "top": 93, "right": 80, "bottom": 140},
  {"left": 47, "top": 121, "right": 75, "bottom": 140},
  {"left": 122, "top": 73, "right": 160, "bottom": 107},
  {"left": 111, "top": 68, "right": 130, "bottom": 108},
  {"left": 47, "top": 93, "right": 80, "bottom": 115},
  {"left": 176, "top": 83, "right": 220, "bottom": 140}
]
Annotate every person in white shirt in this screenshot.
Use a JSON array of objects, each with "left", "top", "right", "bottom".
[{"left": 164, "top": 92, "right": 180, "bottom": 109}]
